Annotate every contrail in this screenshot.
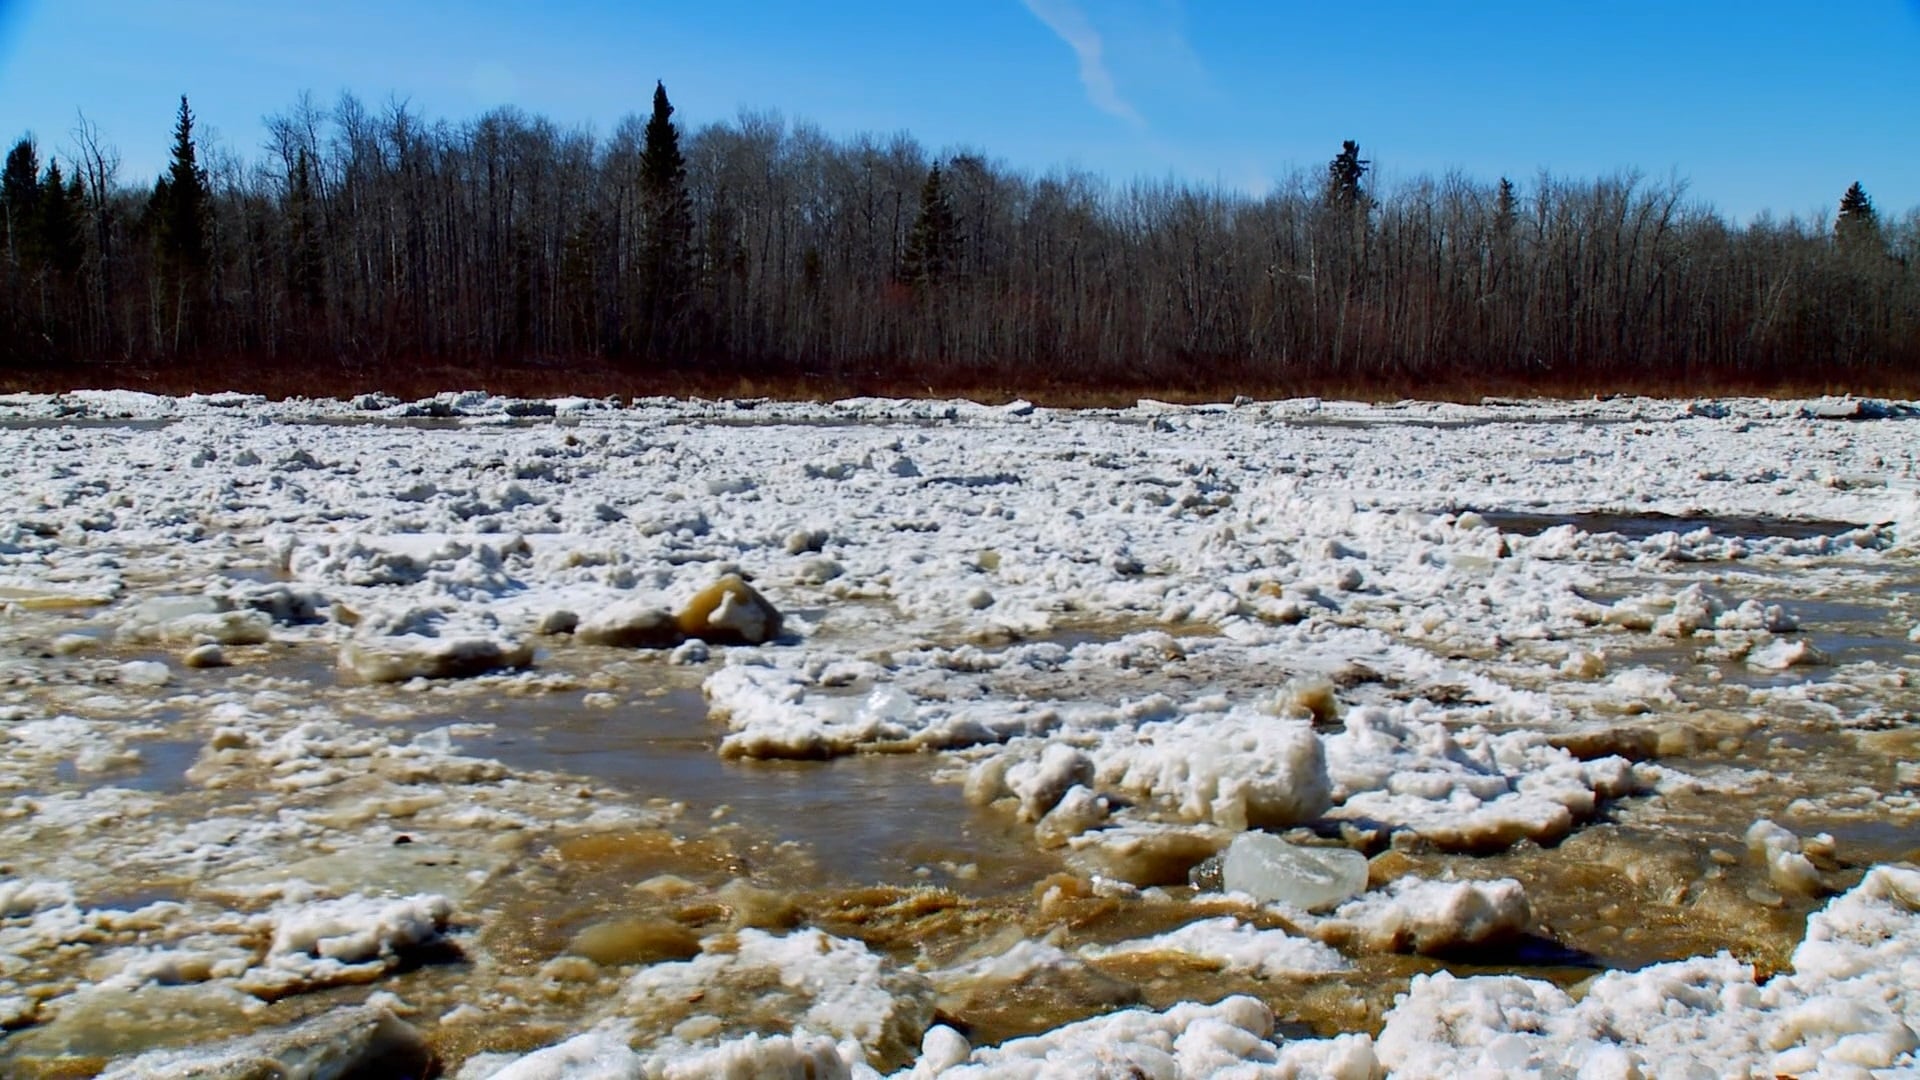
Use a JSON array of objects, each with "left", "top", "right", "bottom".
[{"left": 1019, "top": 0, "right": 1144, "bottom": 127}]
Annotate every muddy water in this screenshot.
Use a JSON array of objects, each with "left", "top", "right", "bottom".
[{"left": 399, "top": 682, "right": 1057, "bottom": 893}]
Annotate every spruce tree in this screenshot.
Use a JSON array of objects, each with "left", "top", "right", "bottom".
[
  {"left": 1326, "top": 140, "right": 1370, "bottom": 213},
  {"left": 38, "top": 161, "right": 82, "bottom": 280},
  {"left": 901, "top": 163, "right": 958, "bottom": 287},
  {"left": 637, "top": 81, "right": 693, "bottom": 357},
  {"left": 287, "top": 148, "right": 324, "bottom": 313},
  {"left": 2, "top": 138, "right": 41, "bottom": 269},
  {"left": 1493, "top": 177, "right": 1518, "bottom": 240},
  {"left": 158, "top": 95, "right": 210, "bottom": 279},
  {"left": 1836, "top": 181, "right": 1879, "bottom": 252}
]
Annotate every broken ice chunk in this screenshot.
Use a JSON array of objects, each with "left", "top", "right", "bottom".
[
  {"left": 1746, "top": 639, "right": 1828, "bottom": 671},
  {"left": 116, "top": 595, "right": 272, "bottom": 646},
  {"left": 677, "top": 573, "right": 783, "bottom": 645},
  {"left": 338, "top": 635, "right": 533, "bottom": 682},
  {"left": 576, "top": 599, "right": 681, "bottom": 647},
  {"left": 1746, "top": 819, "right": 1823, "bottom": 896},
  {"left": 1313, "top": 877, "right": 1532, "bottom": 954},
  {"left": 1221, "top": 832, "right": 1368, "bottom": 912}
]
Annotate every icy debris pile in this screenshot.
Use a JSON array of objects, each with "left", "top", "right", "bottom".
[
  {"left": 1322, "top": 705, "right": 1638, "bottom": 852},
  {"left": 706, "top": 665, "right": 1054, "bottom": 759},
  {"left": 910, "top": 995, "right": 1376, "bottom": 1079},
  {"left": 238, "top": 893, "right": 456, "bottom": 998},
  {"left": 619, "top": 928, "right": 934, "bottom": 1066},
  {"left": 966, "top": 702, "right": 1332, "bottom": 836},
  {"left": 965, "top": 698, "right": 1633, "bottom": 858},
  {"left": 115, "top": 595, "right": 272, "bottom": 646},
  {"left": 1310, "top": 876, "right": 1533, "bottom": 955},
  {"left": 460, "top": 928, "right": 936, "bottom": 1076},
  {"left": 1093, "top": 708, "right": 1333, "bottom": 830},
  {"left": 458, "top": 1026, "right": 863, "bottom": 1080},
  {"left": 1079, "top": 916, "right": 1351, "bottom": 978}
]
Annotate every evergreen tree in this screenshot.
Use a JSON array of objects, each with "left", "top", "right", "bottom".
[
  {"left": 1493, "top": 177, "right": 1518, "bottom": 240},
  {"left": 147, "top": 95, "right": 212, "bottom": 350},
  {"left": 37, "top": 161, "right": 83, "bottom": 280},
  {"left": 1326, "top": 140, "right": 1371, "bottom": 213},
  {"left": 637, "top": 81, "right": 693, "bottom": 357},
  {"left": 156, "top": 95, "right": 210, "bottom": 279},
  {"left": 1836, "top": 181, "right": 1880, "bottom": 251},
  {"left": 2, "top": 138, "right": 42, "bottom": 268},
  {"left": 287, "top": 148, "right": 324, "bottom": 313},
  {"left": 902, "top": 163, "right": 959, "bottom": 287}
]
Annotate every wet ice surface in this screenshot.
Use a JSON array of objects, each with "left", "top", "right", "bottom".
[{"left": 2, "top": 389, "right": 1919, "bottom": 1076}]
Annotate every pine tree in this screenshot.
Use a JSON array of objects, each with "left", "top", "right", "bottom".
[
  {"left": 1836, "top": 181, "right": 1879, "bottom": 252},
  {"left": 1326, "top": 140, "right": 1371, "bottom": 213},
  {"left": 902, "top": 163, "right": 959, "bottom": 287},
  {"left": 637, "top": 81, "right": 693, "bottom": 358}
]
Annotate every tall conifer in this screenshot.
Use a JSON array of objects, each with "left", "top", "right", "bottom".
[
  {"left": 1836, "top": 182, "right": 1879, "bottom": 252},
  {"left": 2, "top": 138, "right": 41, "bottom": 269},
  {"left": 158, "top": 96, "right": 210, "bottom": 278},
  {"left": 638, "top": 81, "right": 693, "bottom": 357},
  {"left": 902, "top": 163, "right": 958, "bottom": 287}
]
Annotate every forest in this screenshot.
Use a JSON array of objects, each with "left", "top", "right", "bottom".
[{"left": 1, "top": 86, "right": 1915, "bottom": 399}]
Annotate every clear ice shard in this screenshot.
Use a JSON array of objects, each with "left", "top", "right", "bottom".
[{"left": 1220, "top": 831, "right": 1368, "bottom": 912}]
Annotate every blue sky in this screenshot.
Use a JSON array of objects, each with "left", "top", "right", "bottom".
[{"left": 1, "top": 0, "right": 1915, "bottom": 223}]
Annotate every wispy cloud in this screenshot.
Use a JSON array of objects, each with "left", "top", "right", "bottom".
[{"left": 1019, "top": 0, "right": 1143, "bottom": 127}]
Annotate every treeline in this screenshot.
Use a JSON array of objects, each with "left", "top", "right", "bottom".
[{"left": 2, "top": 87, "right": 1916, "bottom": 393}]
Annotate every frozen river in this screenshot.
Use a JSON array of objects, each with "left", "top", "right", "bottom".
[{"left": 0, "top": 389, "right": 1917, "bottom": 1077}]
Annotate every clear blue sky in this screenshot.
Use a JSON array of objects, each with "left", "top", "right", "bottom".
[{"left": 1, "top": 0, "right": 1915, "bottom": 224}]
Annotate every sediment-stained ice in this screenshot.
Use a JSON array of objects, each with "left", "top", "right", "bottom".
[{"left": 2, "top": 390, "right": 1918, "bottom": 1074}]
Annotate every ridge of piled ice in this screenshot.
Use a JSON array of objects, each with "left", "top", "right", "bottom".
[
  {"left": 1309, "top": 876, "right": 1532, "bottom": 955},
  {"left": 616, "top": 927, "right": 936, "bottom": 1067},
  {"left": 901, "top": 994, "right": 1376, "bottom": 1079},
  {"left": 1322, "top": 705, "right": 1638, "bottom": 851},
  {"left": 706, "top": 664, "right": 1059, "bottom": 759},
  {"left": 1079, "top": 915, "right": 1351, "bottom": 978},
  {"left": 459, "top": 1026, "right": 867, "bottom": 1080}
]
